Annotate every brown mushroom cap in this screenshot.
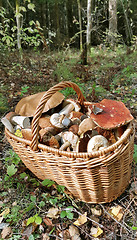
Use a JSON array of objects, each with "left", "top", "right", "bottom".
[
  {"left": 89, "top": 99, "right": 134, "bottom": 129},
  {"left": 5, "top": 112, "right": 17, "bottom": 121},
  {"left": 15, "top": 91, "right": 65, "bottom": 117},
  {"left": 39, "top": 116, "right": 52, "bottom": 129},
  {"left": 69, "top": 111, "right": 84, "bottom": 119}
]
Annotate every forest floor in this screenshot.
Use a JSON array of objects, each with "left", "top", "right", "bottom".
[{"left": 0, "top": 46, "right": 137, "bottom": 240}]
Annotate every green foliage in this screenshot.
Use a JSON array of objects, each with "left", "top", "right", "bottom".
[
  {"left": 7, "top": 164, "right": 17, "bottom": 177},
  {"left": 5, "top": 149, "right": 21, "bottom": 165},
  {"left": 6, "top": 205, "right": 22, "bottom": 224},
  {"left": 0, "top": 7, "right": 43, "bottom": 50},
  {"left": 60, "top": 206, "right": 74, "bottom": 220},
  {"left": 27, "top": 214, "right": 42, "bottom": 226},
  {"left": 20, "top": 85, "right": 29, "bottom": 96},
  {"left": 41, "top": 179, "right": 55, "bottom": 187},
  {"left": 132, "top": 226, "right": 137, "bottom": 230}
]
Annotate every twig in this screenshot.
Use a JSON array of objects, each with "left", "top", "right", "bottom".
[
  {"left": 99, "top": 204, "right": 132, "bottom": 234},
  {"left": 73, "top": 208, "right": 110, "bottom": 232}
]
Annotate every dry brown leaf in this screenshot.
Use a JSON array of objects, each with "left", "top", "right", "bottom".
[
  {"left": 22, "top": 222, "right": 38, "bottom": 238},
  {"left": 69, "top": 225, "right": 81, "bottom": 240},
  {"left": 110, "top": 205, "right": 123, "bottom": 221},
  {"left": 90, "top": 226, "right": 103, "bottom": 238},
  {"left": 43, "top": 217, "right": 53, "bottom": 226},
  {"left": 91, "top": 207, "right": 102, "bottom": 216},
  {"left": 46, "top": 207, "right": 59, "bottom": 219},
  {"left": 1, "top": 226, "right": 12, "bottom": 239},
  {"left": 0, "top": 208, "right": 10, "bottom": 217},
  {"left": 59, "top": 229, "right": 71, "bottom": 239},
  {"left": 69, "top": 225, "right": 80, "bottom": 236},
  {"left": 73, "top": 212, "right": 87, "bottom": 226}
]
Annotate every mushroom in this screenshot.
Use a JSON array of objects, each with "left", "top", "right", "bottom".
[
  {"left": 39, "top": 128, "right": 53, "bottom": 144},
  {"left": 87, "top": 135, "right": 109, "bottom": 152},
  {"left": 50, "top": 113, "right": 71, "bottom": 129},
  {"left": 69, "top": 111, "right": 84, "bottom": 120},
  {"left": 4, "top": 111, "right": 31, "bottom": 129},
  {"left": 59, "top": 104, "right": 74, "bottom": 117},
  {"left": 60, "top": 131, "right": 79, "bottom": 151},
  {"left": 96, "top": 127, "right": 116, "bottom": 144},
  {"left": 39, "top": 128, "right": 60, "bottom": 148},
  {"left": 76, "top": 131, "right": 92, "bottom": 152},
  {"left": 10, "top": 115, "right": 31, "bottom": 129},
  {"left": 69, "top": 124, "right": 79, "bottom": 135},
  {"left": 39, "top": 116, "right": 52, "bottom": 129},
  {"left": 48, "top": 136, "right": 60, "bottom": 148},
  {"left": 78, "top": 118, "right": 97, "bottom": 136},
  {"left": 5, "top": 112, "right": 17, "bottom": 122},
  {"left": 76, "top": 130, "right": 97, "bottom": 152},
  {"left": 1, "top": 117, "right": 14, "bottom": 133},
  {"left": 15, "top": 91, "right": 65, "bottom": 117},
  {"left": 88, "top": 99, "right": 134, "bottom": 130},
  {"left": 58, "top": 99, "right": 81, "bottom": 117},
  {"left": 21, "top": 128, "right": 32, "bottom": 141}
]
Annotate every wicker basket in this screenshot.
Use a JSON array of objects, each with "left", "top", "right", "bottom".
[{"left": 5, "top": 81, "right": 135, "bottom": 203}]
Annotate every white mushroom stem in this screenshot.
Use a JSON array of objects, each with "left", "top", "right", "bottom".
[
  {"left": 50, "top": 113, "right": 71, "bottom": 128},
  {"left": 1, "top": 117, "right": 14, "bottom": 133},
  {"left": 60, "top": 141, "right": 71, "bottom": 150},
  {"left": 59, "top": 103, "right": 74, "bottom": 116},
  {"left": 11, "top": 116, "right": 30, "bottom": 129},
  {"left": 61, "top": 131, "right": 79, "bottom": 151}
]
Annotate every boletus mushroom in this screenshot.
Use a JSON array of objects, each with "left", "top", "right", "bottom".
[
  {"left": 88, "top": 99, "right": 134, "bottom": 130},
  {"left": 87, "top": 135, "right": 109, "bottom": 152},
  {"left": 15, "top": 91, "right": 65, "bottom": 117}
]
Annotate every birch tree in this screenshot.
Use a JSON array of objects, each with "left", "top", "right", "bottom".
[
  {"left": 77, "top": 0, "right": 83, "bottom": 52},
  {"left": 15, "top": 0, "right": 22, "bottom": 55},
  {"left": 86, "top": 0, "right": 92, "bottom": 50},
  {"left": 108, "top": 0, "right": 117, "bottom": 47}
]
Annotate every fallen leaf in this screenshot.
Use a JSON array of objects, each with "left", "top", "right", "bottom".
[
  {"left": 59, "top": 229, "right": 71, "bottom": 239},
  {"left": 1, "top": 226, "right": 12, "bottom": 239},
  {"left": 73, "top": 212, "right": 87, "bottom": 226},
  {"left": 90, "top": 226, "right": 103, "bottom": 237},
  {"left": 0, "top": 208, "right": 10, "bottom": 217},
  {"left": 22, "top": 222, "right": 38, "bottom": 238},
  {"left": 46, "top": 207, "right": 59, "bottom": 219},
  {"left": 43, "top": 217, "right": 53, "bottom": 226},
  {"left": 109, "top": 205, "right": 123, "bottom": 221},
  {"left": 91, "top": 207, "right": 102, "bottom": 216},
  {"left": 69, "top": 225, "right": 81, "bottom": 240}
]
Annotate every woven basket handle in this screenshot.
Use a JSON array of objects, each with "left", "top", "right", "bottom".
[{"left": 31, "top": 81, "right": 86, "bottom": 150}]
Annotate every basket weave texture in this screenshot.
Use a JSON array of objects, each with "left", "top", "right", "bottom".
[{"left": 5, "top": 81, "right": 135, "bottom": 203}]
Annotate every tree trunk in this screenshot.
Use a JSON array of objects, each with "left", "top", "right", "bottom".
[
  {"left": 108, "top": 0, "right": 117, "bottom": 47},
  {"left": 67, "top": 0, "right": 74, "bottom": 38},
  {"left": 55, "top": 0, "right": 60, "bottom": 46},
  {"left": 77, "top": 0, "right": 83, "bottom": 52},
  {"left": 86, "top": 0, "right": 92, "bottom": 50},
  {"left": 120, "top": 0, "right": 133, "bottom": 45},
  {"left": 15, "top": 0, "right": 22, "bottom": 57}
]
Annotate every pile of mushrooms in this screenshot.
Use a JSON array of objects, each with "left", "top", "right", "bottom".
[{"left": 1, "top": 91, "right": 134, "bottom": 153}]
